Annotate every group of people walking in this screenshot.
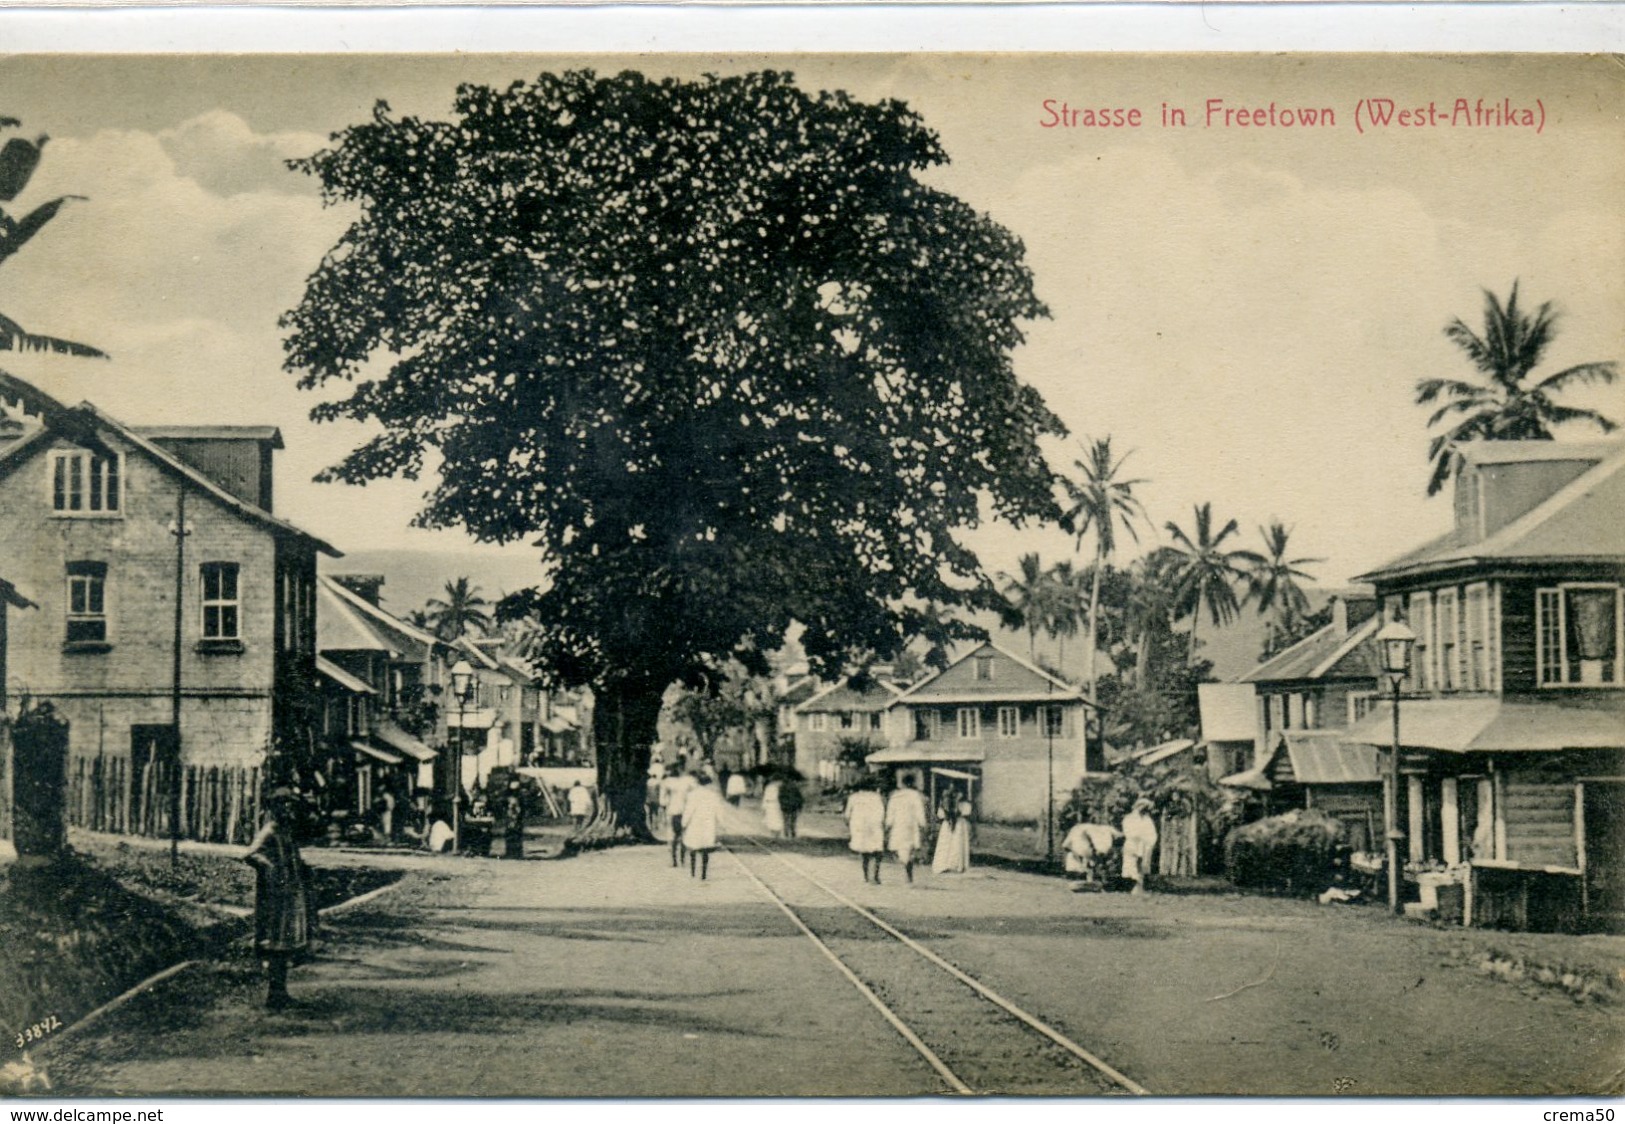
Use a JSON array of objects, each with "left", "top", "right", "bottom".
[
  {"left": 844, "top": 775, "right": 972, "bottom": 884},
  {"left": 654, "top": 762, "right": 725, "bottom": 880}
]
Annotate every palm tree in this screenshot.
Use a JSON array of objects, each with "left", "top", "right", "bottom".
[
  {"left": 1164, "top": 503, "right": 1250, "bottom": 666},
  {"left": 999, "top": 552, "right": 1052, "bottom": 658},
  {"left": 1418, "top": 282, "right": 1618, "bottom": 496},
  {"left": 424, "top": 577, "right": 494, "bottom": 640},
  {"left": 1044, "top": 560, "right": 1086, "bottom": 673},
  {"left": 0, "top": 125, "right": 105, "bottom": 360},
  {"left": 1061, "top": 437, "right": 1146, "bottom": 702},
  {"left": 1245, "top": 520, "right": 1321, "bottom": 633}
]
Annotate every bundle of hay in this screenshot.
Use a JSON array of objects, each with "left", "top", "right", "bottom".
[{"left": 1224, "top": 809, "right": 1345, "bottom": 895}]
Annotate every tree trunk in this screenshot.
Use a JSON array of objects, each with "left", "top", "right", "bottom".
[
  {"left": 1085, "top": 546, "right": 1104, "bottom": 705},
  {"left": 1187, "top": 605, "right": 1202, "bottom": 668},
  {"left": 592, "top": 676, "right": 666, "bottom": 842}
]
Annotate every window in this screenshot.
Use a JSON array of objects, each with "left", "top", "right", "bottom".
[
  {"left": 1463, "top": 584, "right": 1489, "bottom": 691},
  {"left": 1408, "top": 593, "right": 1433, "bottom": 692},
  {"left": 65, "top": 561, "right": 107, "bottom": 644},
  {"left": 809, "top": 713, "right": 826, "bottom": 732},
  {"left": 839, "top": 711, "right": 854, "bottom": 730},
  {"left": 957, "top": 707, "right": 980, "bottom": 739},
  {"left": 1044, "top": 706, "right": 1067, "bottom": 738},
  {"left": 997, "top": 706, "right": 1019, "bottom": 739},
  {"left": 1436, "top": 588, "right": 1459, "bottom": 691},
  {"left": 200, "top": 562, "right": 240, "bottom": 640},
  {"left": 914, "top": 710, "right": 939, "bottom": 741},
  {"left": 974, "top": 656, "right": 995, "bottom": 681},
  {"left": 1303, "top": 694, "right": 1319, "bottom": 730},
  {"left": 868, "top": 712, "right": 883, "bottom": 732},
  {"left": 51, "top": 451, "right": 120, "bottom": 514},
  {"left": 1537, "top": 584, "right": 1623, "bottom": 687},
  {"left": 1348, "top": 693, "right": 1380, "bottom": 724}
]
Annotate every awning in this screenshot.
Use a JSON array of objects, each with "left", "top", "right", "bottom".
[
  {"left": 1346, "top": 698, "right": 1625, "bottom": 753},
  {"left": 317, "top": 656, "right": 375, "bottom": 696},
  {"left": 866, "top": 745, "right": 986, "bottom": 765},
  {"left": 352, "top": 741, "right": 403, "bottom": 765},
  {"left": 1134, "top": 738, "right": 1196, "bottom": 766},
  {"left": 1280, "top": 733, "right": 1380, "bottom": 785},
  {"left": 542, "top": 715, "right": 579, "bottom": 734},
  {"left": 1219, "top": 767, "right": 1272, "bottom": 791},
  {"left": 930, "top": 766, "right": 980, "bottom": 782},
  {"left": 374, "top": 721, "right": 437, "bottom": 763},
  {"left": 447, "top": 709, "right": 497, "bottom": 730}
]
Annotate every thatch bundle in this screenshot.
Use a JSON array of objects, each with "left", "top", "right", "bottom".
[{"left": 1224, "top": 808, "right": 1345, "bottom": 894}]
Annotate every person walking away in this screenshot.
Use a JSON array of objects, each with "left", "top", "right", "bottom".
[
  {"left": 778, "top": 775, "right": 804, "bottom": 840},
  {"left": 845, "top": 777, "right": 888, "bottom": 884},
  {"left": 1121, "top": 797, "right": 1159, "bottom": 894},
  {"left": 646, "top": 752, "right": 666, "bottom": 825},
  {"left": 885, "top": 775, "right": 930, "bottom": 883},
  {"left": 682, "top": 773, "right": 724, "bottom": 880},
  {"left": 243, "top": 787, "right": 312, "bottom": 1010},
  {"left": 932, "top": 795, "right": 972, "bottom": 874},
  {"left": 1062, "top": 820, "right": 1121, "bottom": 886},
  {"left": 725, "top": 769, "right": 748, "bottom": 807},
  {"left": 501, "top": 779, "right": 526, "bottom": 859},
  {"left": 667, "top": 765, "right": 698, "bottom": 868},
  {"left": 568, "top": 779, "right": 594, "bottom": 829},
  {"left": 761, "top": 776, "right": 785, "bottom": 837}
]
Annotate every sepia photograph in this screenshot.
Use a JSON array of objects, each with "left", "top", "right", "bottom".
[{"left": 0, "top": 48, "right": 1621, "bottom": 1099}]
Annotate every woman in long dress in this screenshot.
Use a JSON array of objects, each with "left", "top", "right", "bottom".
[
  {"left": 761, "top": 778, "right": 785, "bottom": 837},
  {"left": 243, "top": 787, "right": 312, "bottom": 1010},
  {"left": 931, "top": 796, "right": 973, "bottom": 874},
  {"left": 682, "top": 773, "right": 724, "bottom": 880}
]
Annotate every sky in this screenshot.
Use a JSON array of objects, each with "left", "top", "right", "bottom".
[{"left": 3, "top": 53, "right": 1621, "bottom": 590}]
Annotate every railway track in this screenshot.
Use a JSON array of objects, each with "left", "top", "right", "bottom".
[{"left": 726, "top": 838, "right": 1149, "bottom": 1097}]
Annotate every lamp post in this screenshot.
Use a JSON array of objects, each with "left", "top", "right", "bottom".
[
  {"left": 166, "top": 485, "right": 190, "bottom": 868},
  {"left": 1376, "top": 617, "right": 1416, "bottom": 915},
  {"left": 449, "top": 658, "right": 475, "bottom": 855}
]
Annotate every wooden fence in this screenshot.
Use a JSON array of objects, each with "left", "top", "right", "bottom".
[{"left": 67, "top": 753, "right": 262, "bottom": 845}]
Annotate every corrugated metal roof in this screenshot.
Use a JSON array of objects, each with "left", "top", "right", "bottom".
[
  {"left": 1358, "top": 445, "right": 1625, "bottom": 582},
  {"left": 1346, "top": 697, "right": 1625, "bottom": 753},
  {"left": 316, "top": 655, "right": 375, "bottom": 695},
  {"left": 866, "top": 745, "right": 986, "bottom": 764},
  {"left": 375, "top": 721, "right": 437, "bottom": 762},
  {"left": 1280, "top": 732, "right": 1380, "bottom": 785},
  {"left": 318, "top": 582, "right": 395, "bottom": 653}
]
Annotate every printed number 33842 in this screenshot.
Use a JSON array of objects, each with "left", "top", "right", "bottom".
[{"left": 16, "top": 1015, "right": 62, "bottom": 1049}]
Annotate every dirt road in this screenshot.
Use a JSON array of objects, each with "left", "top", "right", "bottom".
[{"left": 41, "top": 816, "right": 1625, "bottom": 1097}]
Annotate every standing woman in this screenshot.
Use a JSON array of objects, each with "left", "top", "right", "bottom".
[
  {"left": 777, "top": 775, "right": 805, "bottom": 840},
  {"left": 243, "top": 786, "right": 313, "bottom": 1010},
  {"left": 682, "top": 773, "right": 724, "bottom": 880},
  {"left": 761, "top": 775, "right": 785, "bottom": 838},
  {"left": 931, "top": 793, "right": 972, "bottom": 874}
]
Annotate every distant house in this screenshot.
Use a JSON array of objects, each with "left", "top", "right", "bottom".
[
  {"left": 869, "top": 642, "right": 1102, "bottom": 822},
  {"left": 1196, "top": 682, "right": 1258, "bottom": 781},
  {"left": 315, "top": 574, "right": 443, "bottom": 821},
  {"left": 792, "top": 674, "right": 907, "bottom": 782},
  {"left": 1347, "top": 441, "right": 1625, "bottom": 930},
  {"left": 0, "top": 373, "right": 338, "bottom": 839},
  {"left": 1224, "top": 595, "right": 1386, "bottom": 851},
  {"left": 772, "top": 672, "right": 821, "bottom": 769}
]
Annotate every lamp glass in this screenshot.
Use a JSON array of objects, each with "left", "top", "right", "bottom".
[
  {"left": 450, "top": 658, "right": 475, "bottom": 704},
  {"left": 1375, "top": 619, "right": 1416, "bottom": 677}
]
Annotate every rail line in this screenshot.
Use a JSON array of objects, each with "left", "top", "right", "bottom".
[{"left": 726, "top": 837, "right": 1150, "bottom": 1097}]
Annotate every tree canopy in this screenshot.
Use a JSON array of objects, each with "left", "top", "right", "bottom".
[{"left": 282, "top": 70, "right": 1063, "bottom": 813}]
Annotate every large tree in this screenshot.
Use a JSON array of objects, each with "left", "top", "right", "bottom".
[
  {"left": 283, "top": 71, "right": 1062, "bottom": 833},
  {"left": 1061, "top": 436, "right": 1145, "bottom": 704},
  {"left": 1418, "top": 282, "right": 1618, "bottom": 496}
]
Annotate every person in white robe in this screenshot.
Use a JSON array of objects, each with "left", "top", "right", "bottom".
[
  {"left": 844, "top": 778, "right": 888, "bottom": 884},
  {"left": 682, "top": 774, "right": 724, "bottom": 881},
  {"left": 761, "top": 778, "right": 785, "bottom": 837},
  {"left": 931, "top": 796, "right": 973, "bottom": 874},
  {"left": 1062, "top": 821, "right": 1122, "bottom": 884},
  {"left": 884, "top": 776, "right": 930, "bottom": 883},
  {"left": 1121, "top": 797, "right": 1159, "bottom": 893}
]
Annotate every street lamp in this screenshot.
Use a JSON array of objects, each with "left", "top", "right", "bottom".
[
  {"left": 449, "top": 657, "right": 475, "bottom": 854},
  {"left": 1375, "top": 617, "right": 1416, "bottom": 914}
]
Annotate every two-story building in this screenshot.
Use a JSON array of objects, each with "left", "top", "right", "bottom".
[
  {"left": 1224, "top": 595, "right": 1387, "bottom": 851},
  {"left": 315, "top": 574, "right": 442, "bottom": 822},
  {"left": 792, "top": 674, "right": 907, "bottom": 782},
  {"left": 0, "top": 372, "right": 338, "bottom": 841},
  {"left": 868, "top": 642, "right": 1102, "bottom": 822},
  {"left": 1347, "top": 441, "right": 1625, "bottom": 930}
]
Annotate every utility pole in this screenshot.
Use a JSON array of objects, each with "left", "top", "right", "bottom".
[{"left": 169, "top": 484, "right": 189, "bottom": 867}]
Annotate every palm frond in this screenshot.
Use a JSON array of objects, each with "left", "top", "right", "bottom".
[
  {"left": 0, "top": 195, "right": 86, "bottom": 266},
  {"left": 1534, "top": 360, "right": 1620, "bottom": 394}
]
